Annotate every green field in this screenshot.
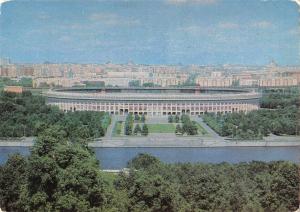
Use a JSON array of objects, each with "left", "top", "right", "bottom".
[{"left": 148, "top": 124, "right": 176, "bottom": 133}]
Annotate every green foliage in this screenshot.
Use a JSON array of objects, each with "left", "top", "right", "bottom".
[
  {"left": 129, "top": 80, "right": 141, "bottom": 87},
  {"left": 128, "top": 153, "right": 161, "bottom": 170},
  {"left": 168, "top": 115, "right": 173, "bottom": 123},
  {"left": 124, "top": 114, "right": 134, "bottom": 135},
  {"left": 260, "top": 88, "right": 300, "bottom": 109},
  {"left": 133, "top": 124, "right": 141, "bottom": 135},
  {"left": 142, "top": 82, "right": 156, "bottom": 87},
  {"left": 0, "top": 126, "right": 114, "bottom": 211},
  {"left": 0, "top": 154, "right": 27, "bottom": 212},
  {"left": 203, "top": 105, "right": 298, "bottom": 139},
  {"left": 141, "top": 124, "right": 149, "bottom": 136},
  {"left": 1, "top": 150, "right": 299, "bottom": 211},
  {"left": 118, "top": 154, "right": 299, "bottom": 212},
  {"left": 174, "top": 115, "right": 180, "bottom": 123},
  {"left": 134, "top": 114, "right": 140, "bottom": 121},
  {"left": 0, "top": 91, "right": 110, "bottom": 139},
  {"left": 180, "top": 114, "right": 198, "bottom": 135},
  {"left": 141, "top": 114, "right": 146, "bottom": 123},
  {"left": 0, "top": 77, "right": 33, "bottom": 88},
  {"left": 175, "top": 124, "right": 183, "bottom": 134},
  {"left": 202, "top": 89, "right": 300, "bottom": 139},
  {"left": 113, "top": 121, "right": 122, "bottom": 136}
]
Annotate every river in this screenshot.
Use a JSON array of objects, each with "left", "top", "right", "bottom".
[{"left": 0, "top": 147, "right": 299, "bottom": 169}]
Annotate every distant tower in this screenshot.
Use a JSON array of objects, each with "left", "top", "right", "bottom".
[{"left": 268, "top": 60, "right": 277, "bottom": 68}]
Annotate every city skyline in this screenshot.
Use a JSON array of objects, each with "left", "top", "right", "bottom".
[{"left": 0, "top": 0, "right": 299, "bottom": 65}]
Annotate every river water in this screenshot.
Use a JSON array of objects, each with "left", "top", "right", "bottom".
[{"left": 0, "top": 147, "right": 299, "bottom": 169}]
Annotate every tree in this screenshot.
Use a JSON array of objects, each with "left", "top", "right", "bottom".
[
  {"left": 134, "top": 124, "right": 141, "bottom": 135},
  {"left": 134, "top": 114, "right": 140, "bottom": 121},
  {"left": 125, "top": 123, "right": 132, "bottom": 135},
  {"left": 141, "top": 114, "right": 146, "bottom": 123},
  {"left": 168, "top": 115, "right": 173, "bottom": 123},
  {"left": 125, "top": 114, "right": 133, "bottom": 135},
  {"left": 128, "top": 153, "right": 161, "bottom": 170},
  {"left": 175, "top": 124, "right": 182, "bottom": 135},
  {"left": 0, "top": 154, "right": 27, "bottom": 212},
  {"left": 174, "top": 115, "right": 180, "bottom": 123},
  {"left": 15, "top": 126, "right": 114, "bottom": 211},
  {"left": 182, "top": 121, "right": 198, "bottom": 135},
  {"left": 141, "top": 124, "right": 149, "bottom": 136},
  {"left": 128, "top": 173, "right": 182, "bottom": 212},
  {"left": 129, "top": 80, "right": 140, "bottom": 87}
]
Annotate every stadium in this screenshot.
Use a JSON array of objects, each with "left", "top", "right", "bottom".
[{"left": 44, "top": 87, "right": 261, "bottom": 116}]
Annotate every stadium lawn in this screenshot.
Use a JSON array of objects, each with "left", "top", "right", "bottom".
[{"left": 147, "top": 124, "right": 176, "bottom": 133}]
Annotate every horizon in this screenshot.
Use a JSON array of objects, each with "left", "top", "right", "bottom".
[{"left": 2, "top": 58, "right": 300, "bottom": 68}]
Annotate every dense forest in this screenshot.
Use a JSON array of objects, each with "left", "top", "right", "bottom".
[
  {"left": 0, "top": 91, "right": 110, "bottom": 140},
  {"left": 1, "top": 133, "right": 298, "bottom": 212},
  {"left": 203, "top": 88, "right": 300, "bottom": 139}
]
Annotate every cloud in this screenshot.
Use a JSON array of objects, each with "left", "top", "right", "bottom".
[
  {"left": 167, "top": 0, "right": 218, "bottom": 5},
  {"left": 0, "top": 0, "right": 11, "bottom": 14},
  {"left": 218, "top": 22, "right": 239, "bottom": 29},
  {"left": 89, "top": 13, "right": 140, "bottom": 27},
  {"left": 251, "top": 21, "right": 274, "bottom": 29},
  {"left": 0, "top": 0, "right": 11, "bottom": 5},
  {"left": 291, "top": 0, "right": 300, "bottom": 6}
]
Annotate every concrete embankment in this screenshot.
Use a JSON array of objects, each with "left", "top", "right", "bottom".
[
  {"left": 88, "top": 136, "right": 300, "bottom": 148},
  {"left": 0, "top": 137, "right": 35, "bottom": 147},
  {"left": 1, "top": 136, "right": 300, "bottom": 148}
]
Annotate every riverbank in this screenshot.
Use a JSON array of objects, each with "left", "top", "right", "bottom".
[
  {"left": 89, "top": 137, "right": 300, "bottom": 148},
  {"left": 0, "top": 137, "right": 35, "bottom": 147},
  {"left": 1, "top": 136, "right": 299, "bottom": 148}
]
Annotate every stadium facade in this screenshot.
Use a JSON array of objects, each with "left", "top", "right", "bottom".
[{"left": 44, "top": 87, "right": 261, "bottom": 116}]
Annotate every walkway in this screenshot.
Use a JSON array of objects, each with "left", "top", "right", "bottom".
[
  {"left": 104, "top": 115, "right": 115, "bottom": 138},
  {"left": 192, "top": 116, "right": 222, "bottom": 139}
]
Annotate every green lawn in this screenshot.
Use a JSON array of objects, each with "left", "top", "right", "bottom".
[{"left": 148, "top": 124, "right": 176, "bottom": 133}]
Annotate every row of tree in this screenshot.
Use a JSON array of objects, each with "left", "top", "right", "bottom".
[
  {"left": 0, "top": 91, "right": 110, "bottom": 140},
  {"left": 260, "top": 87, "right": 300, "bottom": 109},
  {"left": 203, "top": 88, "right": 300, "bottom": 139},
  {"left": 203, "top": 106, "right": 298, "bottom": 139},
  {"left": 133, "top": 124, "right": 149, "bottom": 136},
  {"left": 134, "top": 114, "right": 146, "bottom": 123},
  {"left": 168, "top": 115, "right": 180, "bottom": 123},
  {"left": 179, "top": 114, "right": 198, "bottom": 135},
  {"left": 1, "top": 148, "right": 298, "bottom": 211},
  {"left": 124, "top": 114, "right": 134, "bottom": 135},
  {"left": 125, "top": 114, "right": 149, "bottom": 136}
]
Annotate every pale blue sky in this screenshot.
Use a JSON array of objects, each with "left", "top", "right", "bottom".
[{"left": 0, "top": 0, "right": 299, "bottom": 65}]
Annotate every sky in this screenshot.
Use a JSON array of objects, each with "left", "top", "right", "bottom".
[{"left": 0, "top": 0, "right": 299, "bottom": 65}]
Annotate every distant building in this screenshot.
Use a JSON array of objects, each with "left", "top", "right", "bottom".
[{"left": 196, "top": 76, "right": 233, "bottom": 87}]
